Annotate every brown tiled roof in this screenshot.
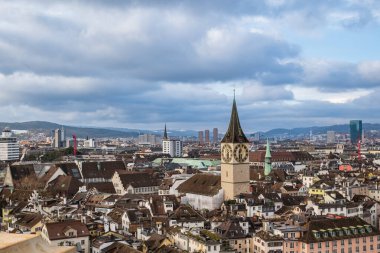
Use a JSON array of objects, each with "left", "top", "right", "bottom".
[
  {"left": 177, "top": 173, "right": 221, "bottom": 196},
  {"left": 148, "top": 195, "right": 179, "bottom": 216},
  {"left": 81, "top": 161, "right": 126, "bottom": 179},
  {"left": 250, "top": 151, "right": 314, "bottom": 163},
  {"left": 215, "top": 218, "right": 247, "bottom": 239},
  {"left": 168, "top": 205, "right": 205, "bottom": 222},
  {"left": 87, "top": 182, "right": 116, "bottom": 194},
  {"left": 302, "top": 217, "right": 379, "bottom": 243},
  {"left": 255, "top": 230, "right": 283, "bottom": 241},
  {"left": 102, "top": 242, "right": 141, "bottom": 253},
  {"left": 55, "top": 162, "right": 82, "bottom": 179},
  {"left": 45, "top": 220, "right": 90, "bottom": 240},
  {"left": 15, "top": 213, "right": 43, "bottom": 228},
  {"left": 10, "top": 164, "right": 36, "bottom": 181},
  {"left": 119, "top": 172, "right": 161, "bottom": 188},
  {"left": 125, "top": 208, "right": 152, "bottom": 223},
  {"left": 46, "top": 175, "right": 83, "bottom": 197},
  {"left": 107, "top": 208, "right": 125, "bottom": 225}
]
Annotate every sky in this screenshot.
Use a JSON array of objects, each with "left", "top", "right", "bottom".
[{"left": 0, "top": 0, "right": 379, "bottom": 132}]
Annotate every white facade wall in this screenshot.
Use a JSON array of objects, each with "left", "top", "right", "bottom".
[
  {"left": 0, "top": 135, "right": 19, "bottom": 161},
  {"left": 181, "top": 189, "right": 224, "bottom": 211},
  {"left": 162, "top": 139, "right": 183, "bottom": 157},
  {"left": 41, "top": 227, "right": 90, "bottom": 253}
]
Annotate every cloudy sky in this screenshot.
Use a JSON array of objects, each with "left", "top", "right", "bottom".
[{"left": 0, "top": 0, "right": 379, "bottom": 132}]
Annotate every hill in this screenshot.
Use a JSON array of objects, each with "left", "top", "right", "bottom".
[{"left": 0, "top": 121, "right": 139, "bottom": 138}]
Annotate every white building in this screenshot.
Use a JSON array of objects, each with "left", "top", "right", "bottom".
[
  {"left": 0, "top": 128, "right": 19, "bottom": 161},
  {"left": 327, "top": 131, "right": 336, "bottom": 144},
  {"left": 84, "top": 138, "right": 96, "bottom": 148},
  {"left": 162, "top": 125, "right": 182, "bottom": 157}
]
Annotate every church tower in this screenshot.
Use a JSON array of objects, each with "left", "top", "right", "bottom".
[
  {"left": 221, "top": 97, "right": 250, "bottom": 200},
  {"left": 264, "top": 139, "right": 272, "bottom": 176}
]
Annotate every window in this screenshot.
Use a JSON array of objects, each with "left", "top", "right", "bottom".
[
  {"left": 81, "top": 240, "right": 85, "bottom": 245},
  {"left": 311, "top": 243, "right": 314, "bottom": 249},
  {"left": 326, "top": 242, "right": 329, "bottom": 247},
  {"left": 341, "top": 240, "right": 344, "bottom": 245},
  {"left": 318, "top": 242, "right": 322, "bottom": 248},
  {"left": 348, "top": 239, "right": 352, "bottom": 245},
  {"left": 363, "top": 246, "right": 366, "bottom": 251}
]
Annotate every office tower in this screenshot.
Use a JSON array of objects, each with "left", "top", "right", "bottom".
[
  {"left": 198, "top": 131, "right": 204, "bottom": 144},
  {"left": 54, "top": 128, "right": 62, "bottom": 148},
  {"left": 162, "top": 125, "right": 182, "bottom": 157},
  {"left": 349, "top": 120, "right": 362, "bottom": 144},
  {"left": 213, "top": 128, "right": 218, "bottom": 143},
  {"left": 61, "top": 126, "right": 65, "bottom": 147},
  {"left": 0, "top": 128, "right": 19, "bottom": 161},
  {"left": 205, "top": 129, "right": 210, "bottom": 144},
  {"left": 327, "top": 131, "right": 336, "bottom": 144}
]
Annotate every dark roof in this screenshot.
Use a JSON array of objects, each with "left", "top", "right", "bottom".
[
  {"left": 81, "top": 161, "right": 126, "bottom": 179},
  {"left": 15, "top": 213, "right": 43, "bottom": 228},
  {"left": 255, "top": 230, "right": 283, "bottom": 242},
  {"left": 102, "top": 242, "right": 141, "bottom": 253},
  {"left": 215, "top": 218, "right": 247, "bottom": 239},
  {"left": 125, "top": 208, "right": 152, "bottom": 223},
  {"left": 119, "top": 172, "right": 160, "bottom": 188},
  {"left": 221, "top": 98, "right": 249, "bottom": 143},
  {"left": 54, "top": 163, "right": 82, "bottom": 179},
  {"left": 169, "top": 205, "right": 205, "bottom": 222},
  {"left": 302, "top": 216, "right": 379, "bottom": 243},
  {"left": 87, "top": 182, "right": 116, "bottom": 194},
  {"left": 250, "top": 151, "right": 314, "bottom": 163},
  {"left": 46, "top": 175, "right": 83, "bottom": 197},
  {"left": 10, "top": 164, "right": 36, "bottom": 181},
  {"left": 177, "top": 173, "right": 221, "bottom": 196},
  {"left": 149, "top": 195, "right": 179, "bottom": 216},
  {"left": 45, "top": 220, "right": 90, "bottom": 240}
]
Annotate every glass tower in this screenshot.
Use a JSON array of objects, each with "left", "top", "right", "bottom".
[{"left": 349, "top": 120, "right": 362, "bottom": 144}]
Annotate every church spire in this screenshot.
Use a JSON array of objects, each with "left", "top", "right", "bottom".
[
  {"left": 163, "top": 124, "right": 168, "bottom": 140},
  {"left": 221, "top": 96, "right": 249, "bottom": 143}
]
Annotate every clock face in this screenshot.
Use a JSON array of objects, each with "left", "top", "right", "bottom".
[
  {"left": 234, "top": 144, "right": 249, "bottom": 163},
  {"left": 221, "top": 144, "right": 232, "bottom": 163}
]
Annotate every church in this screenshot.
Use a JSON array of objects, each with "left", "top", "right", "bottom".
[
  {"left": 220, "top": 96, "right": 251, "bottom": 200},
  {"left": 177, "top": 97, "right": 251, "bottom": 210}
]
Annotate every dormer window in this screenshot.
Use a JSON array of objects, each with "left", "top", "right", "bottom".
[{"left": 313, "top": 231, "right": 320, "bottom": 239}]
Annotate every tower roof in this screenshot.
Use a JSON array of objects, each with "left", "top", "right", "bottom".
[
  {"left": 221, "top": 97, "right": 249, "bottom": 143},
  {"left": 163, "top": 124, "right": 168, "bottom": 140}
]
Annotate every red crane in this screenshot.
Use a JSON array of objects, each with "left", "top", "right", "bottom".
[{"left": 72, "top": 134, "right": 77, "bottom": 156}]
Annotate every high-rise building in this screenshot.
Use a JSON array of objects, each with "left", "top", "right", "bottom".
[
  {"left": 205, "top": 129, "right": 210, "bottom": 144},
  {"left": 213, "top": 128, "right": 218, "bottom": 143},
  {"left": 0, "top": 128, "right": 19, "bottom": 161},
  {"left": 264, "top": 139, "right": 272, "bottom": 176},
  {"left": 61, "top": 126, "right": 65, "bottom": 147},
  {"left": 198, "top": 131, "right": 204, "bottom": 144},
  {"left": 53, "top": 129, "right": 62, "bottom": 148},
  {"left": 221, "top": 97, "right": 250, "bottom": 200},
  {"left": 162, "top": 124, "right": 182, "bottom": 157},
  {"left": 138, "top": 134, "right": 160, "bottom": 145},
  {"left": 327, "top": 131, "right": 336, "bottom": 144},
  {"left": 350, "top": 120, "right": 362, "bottom": 144}
]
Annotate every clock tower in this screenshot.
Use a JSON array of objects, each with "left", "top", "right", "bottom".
[{"left": 221, "top": 97, "right": 250, "bottom": 200}]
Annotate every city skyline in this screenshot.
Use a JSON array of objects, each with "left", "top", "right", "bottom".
[{"left": 0, "top": 1, "right": 380, "bottom": 131}]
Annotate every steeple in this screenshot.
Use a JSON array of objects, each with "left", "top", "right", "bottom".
[
  {"left": 221, "top": 96, "right": 249, "bottom": 143},
  {"left": 264, "top": 139, "right": 272, "bottom": 176},
  {"left": 163, "top": 124, "right": 168, "bottom": 140}
]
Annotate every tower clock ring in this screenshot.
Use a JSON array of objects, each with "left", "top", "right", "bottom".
[
  {"left": 221, "top": 144, "right": 233, "bottom": 163},
  {"left": 233, "top": 144, "right": 249, "bottom": 162}
]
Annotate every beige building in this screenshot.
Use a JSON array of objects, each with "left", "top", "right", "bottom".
[
  {"left": 221, "top": 98, "right": 250, "bottom": 200},
  {"left": 41, "top": 220, "right": 90, "bottom": 253}
]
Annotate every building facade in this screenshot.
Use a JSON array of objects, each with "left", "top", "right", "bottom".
[
  {"left": 0, "top": 128, "right": 19, "bottom": 161},
  {"left": 162, "top": 125, "right": 183, "bottom": 157},
  {"left": 213, "top": 128, "right": 218, "bottom": 143},
  {"left": 350, "top": 120, "right": 362, "bottom": 144}
]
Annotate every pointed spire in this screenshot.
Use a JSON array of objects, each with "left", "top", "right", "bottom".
[
  {"left": 221, "top": 96, "right": 249, "bottom": 143},
  {"left": 163, "top": 124, "right": 168, "bottom": 140},
  {"left": 265, "top": 139, "right": 271, "bottom": 158}
]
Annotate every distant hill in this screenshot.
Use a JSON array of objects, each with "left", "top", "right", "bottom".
[
  {"left": 0, "top": 121, "right": 139, "bottom": 138},
  {"left": 263, "top": 123, "right": 380, "bottom": 137}
]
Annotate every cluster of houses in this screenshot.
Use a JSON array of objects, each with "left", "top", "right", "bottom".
[{"left": 0, "top": 154, "right": 380, "bottom": 253}]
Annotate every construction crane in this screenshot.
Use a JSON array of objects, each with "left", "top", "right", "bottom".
[{"left": 72, "top": 134, "right": 77, "bottom": 156}]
